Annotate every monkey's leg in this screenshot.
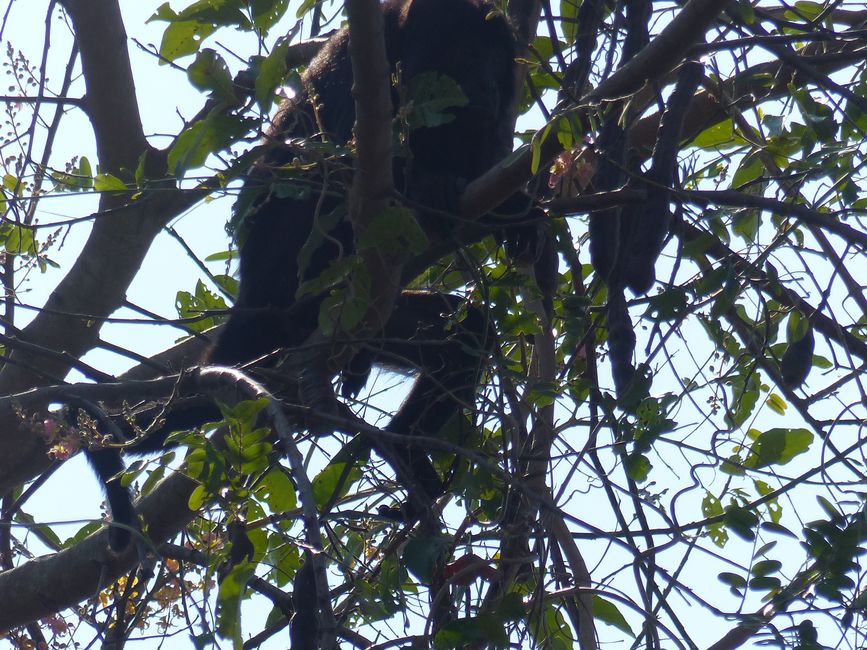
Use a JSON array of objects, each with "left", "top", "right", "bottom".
[{"left": 360, "top": 292, "right": 493, "bottom": 511}]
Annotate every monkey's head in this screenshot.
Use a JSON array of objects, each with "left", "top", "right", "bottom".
[{"left": 394, "top": 0, "right": 518, "bottom": 179}]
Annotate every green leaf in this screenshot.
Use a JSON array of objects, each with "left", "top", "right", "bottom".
[
  {"left": 357, "top": 206, "right": 428, "bottom": 255},
  {"left": 555, "top": 111, "right": 581, "bottom": 149},
  {"left": 816, "top": 495, "right": 841, "bottom": 521},
  {"left": 189, "top": 484, "right": 208, "bottom": 510},
  {"left": 710, "top": 277, "right": 739, "bottom": 320},
  {"left": 530, "top": 122, "right": 553, "bottom": 174},
  {"left": 718, "top": 572, "right": 747, "bottom": 588},
  {"left": 256, "top": 468, "right": 297, "bottom": 512},
  {"left": 725, "top": 506, "right": 759, "bottom": 541},
  {"left": 762, "top": 114, "right": 784, "bottom": 137},
  {"left": 703, "top": 491, "right": 729, "bottom": 546},
  {"left": 93, "top": 173, "right": 128, "bottom": 191},
  {"left": 720, "top": 454, "right": 746, "bottom": 476},
  {"left": 157, "top": 19, "right": 218, "bottom": 62},
  {"left": 66, "top": 522, "right": 103, "bottom": 547},
  {"left": 754, "top": 479, "right": 783, "bottom": 523},
  {"left": 403, "top": 534, "right": 449, "bottom": 585},
  {"left": 186, "top": 444, "right": 228, "bottom": 495},
  {"left": 295, "top": 0, "right": 318, "bottom": 18},
  {"left": 701, "top": 492, "right": 729, "bottom": 548},
  {"left": 787, "top": 311, "right": 810, "bottom": 341},
  {"left": 2, "top": 173, "right": 19, "bottom": 192},
  {"left": 318, "top": 279, "right": 370, "bottom": 335},
  {"left": 682, "top": 230, "right": 716, "bottom": 260},
  {"left": 792, "top": 86, "right": 837, "bottom": 142},
  {"left": 732, "top": 207, "right": 760, "bottom": 242},
  {"left": 748, "top": 575, "right": 781, "bottom": 592},
  {"left": 731, "top": 152, "right": 764, "bottom": 189},
  {"left": 15, "top": 511, "right": 63, "bottom": 548},
  {"left": 78, "top": 156, "right": 92, "bottom": 180},
  {"left": 592, "top": 596, "right": 634, "bottom": 636},
  {"left": 559, "top": 0, "right": 579, "bottom": 44},
  {"left": 644, "top": 288, "right": 687, "bottom": 321},
  {"left": 255, "top": 37, "right": 290, "bottom": 112},
  {"left": 216, "top": 558, "right": 255, "bottom": 646},
  {"left": 535, "top": 605, "right": 574, "bottom": 650},
  {"left": 766, "top": 392, "right": 787, "bottom": 415},
  {"left": 176, "top": 278, "right": 229, "bottom": 332},
  {"left": 312, "top": 461, "right": 362, "bottom": 509},
  {"left": 743, "top": 427, "right": 813, "bottom": 469},
  {"left": 151, "top": 0, "right": 245, "bottom": 25},
  {"left": 702, "top": 491, "right": 723, "bottom": 518},
  {"left": 624, "top": 452, "right": 651, "bottom": 483},
  {"left": 693, "top": 265, "right": 727, "bottom": 297},
  {"left": 844, "top": 81, "right": 867, "bottom": 140},
  {"left": 221, "top": 397, "right": 269, "bottom": 426},
  {"left": 404, "top": 72, "right": 467, "bottom": 130},
  {"left": 205, "top": 249, "right": 235, "bottom": 262},
  {"left": 188, "top": 48, "right": 235, "bottom": 102},
  {"left": 50, "top": 157, "right": 94, "bottom": 191},
  {"left": 724, "top": 377, "right": 759, "bottom": 429},
  {"left": 692, "top": 119, "right": 743, "bottom": 150},
  {"left": 737, "top": 0, "right": 756, "bottom": 22},
  {"left": 168, "top": 112, "right": 255, "bottom": 175},
  {"left": 141, "top": 462, "right": 168, "bottom": 495},
  {"left": 753, "top": 540, "right": 778, "bottom": 558},
  {"left": 4, "top": 225, "right": 36, "bottom": 256},
  {"left": 224, "top": 436, "right": 271, "bottom": 474},
  {"left": 497, "top": 593, "right": 525, "bottom": 622},
  {"left": 751, "top": 559, "right": 782, "bottom": 577},
  {"left": 250, "top": 0, "right": 289, "bottom": 31},
  {"left": 760, "top": 521, "right": 798, "bottom": 538}
]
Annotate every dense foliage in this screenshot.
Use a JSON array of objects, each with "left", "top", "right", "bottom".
[{"left": 1, "top": 1, "right": 867, "bottom": 649}]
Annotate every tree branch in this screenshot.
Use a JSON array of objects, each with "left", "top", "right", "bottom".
[
  {"left": 0, "top": 367, "right": 304, "bottom": 632},
  {"left": 460, "top": 0, "right": 731, "bottom": 218}
]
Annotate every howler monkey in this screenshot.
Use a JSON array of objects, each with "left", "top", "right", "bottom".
[
  {"left": 589, "top": 0, "right": 702, "bottom": 399},
  {"left": 88, "top": 0, "right": 524, "bottom": 552}
]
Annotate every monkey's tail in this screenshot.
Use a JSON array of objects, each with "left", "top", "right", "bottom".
[
  {"left": 607, "top": 287, "right": 637, "bottom": 400},
  {"left": 96, "top": 398, "right": 224, "bottom": 552}
]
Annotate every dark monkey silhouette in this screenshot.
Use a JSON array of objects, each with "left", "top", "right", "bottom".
[
  {"left": 592, "top": 59, "right": 703, "bottom": 399},
  {"left": 86, "top": 0, "right": 525, "bottom": 553},
  {"left": 588, "top": 0, "right": 703, "bottom": 399}
]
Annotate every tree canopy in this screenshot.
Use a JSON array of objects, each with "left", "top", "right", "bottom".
[{"left": 2, "top": 1, "right": 867, "bottom": 649}]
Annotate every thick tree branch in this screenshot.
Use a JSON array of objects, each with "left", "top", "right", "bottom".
[
  {"left": 0, "top": 190, "right": 206, "bottom": 494},
  {"left": 346, "top": 0, "right": 398, "bottom": 333},
  {"left": 0, "top": 0, "right": 164, "bottom": 393},
  {"left": 293, "top": 0, "right": 398, "bottom": 395},
  {"left": 460, "top": 0, "right": 731, "bottom": 218},
  {"left": 0, "top": 367, "right": 301, "bottom": 632},
  {"left": 629, "top": 38, "right": 867, "bottom": 159},
  {"left": 57, "top": 0, "right": 148, "bottom": 175}
]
